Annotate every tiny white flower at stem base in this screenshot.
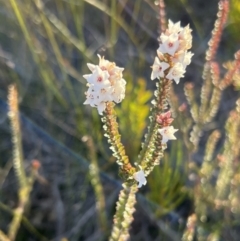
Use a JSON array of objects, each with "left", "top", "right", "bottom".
[
  {"left": 158, "top": 126, "right": 178, "bottom": 144},
  {"left": 133, "top": 168, "right": 147, "bottom": 188}
]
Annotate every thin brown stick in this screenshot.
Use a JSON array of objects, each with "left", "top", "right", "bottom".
[{"left": 159, "top": 0, "right": 166, "bottom": 34}]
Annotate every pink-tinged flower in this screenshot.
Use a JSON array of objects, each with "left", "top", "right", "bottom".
[
  {"left": 159, "top": 33, "right": 179, "bottom": 56},
  {"left": 158, "top": 126, "right": 178, "bottom": 144},
  {"left": 87, "top": 56, "right": 124, "bottom": 83},
  {"left": 133, "top": 168, "right": 147, "bottom": 188},
  {"left": 84, "top": 66, "right": 110, "bottom": 89},
  {"left": 151, "top": 57, "right": 170, "bottom": 80},
  {"left": 156, "top": 111, "right": 174, "bottom": 126},
  {"left": 178, "top": 103, "right": 187, "bottom": 112},
  {"left": 166, "top": 62, "right": 185, "bottom": 84},
  {"left": 97, "top": 54, "right": 110, "bottom": 70}
]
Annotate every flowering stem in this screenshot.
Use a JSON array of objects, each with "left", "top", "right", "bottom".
[
  {"left": 138, "top": 78, "right": 171, "bottom": 174},
  {"left": 102, "top": 102, "right": 136, "bottom": 177},
  {"left": 109, "top": 183, "right": 137, "bottom": 241}
]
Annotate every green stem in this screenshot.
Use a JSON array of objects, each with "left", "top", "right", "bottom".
[
  {"left": 102, "top": 102, "right": 136, "bottom": 177},
  {"left": 109, "top": 183, "right": 137, "bottom": 241},
  {"left": 138, "top": 78, "right": 171, "bottom": 173}
]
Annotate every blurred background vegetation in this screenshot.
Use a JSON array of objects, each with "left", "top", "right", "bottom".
[{"left": 0, "top": 0, "right": 240, "bottom": 240}]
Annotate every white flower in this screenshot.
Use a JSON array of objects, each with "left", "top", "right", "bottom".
[
  {"left": 112, "top": 79, "right": 126, "bottom": 103},
  {"left": 166, "top": 62, "right": 185, "bottom": 84},
  {"left": 97, "top": 54, "right": 110, "bottom": 70},
  {"left": 151, "top": 57, "right": 170, "bottom": 80},
  {"left": 83, "top": 85, "right": 97, "bottom": 107},
  {"left": 133, "top": 168, "right": 147, "bottom": 188},
  {"left": 167, "top": 20, "right": 182, "bottom": 35},
  {"left": 94, "top": 87, "right": 113, "bottom": 103},
  {"left": 85, "top": 66, "right": 110, "bottom": 89},
  {"left": 96, "top": 102, "right": 106, "bottom": 115},
  {"left": 109, "top": 66, "right": 124, "bottom": 84},
  {"left": 156, "top": 50, "right": 165, "bottom": 61},
  {"left": 151, "top": 20, "right": 192, "bottom": 85},
  {"left": 183, "top": 52, "right": 193, "bottom": 66},
  {"left": 174, "top": 51, "right": 193, "bottom": 68},
  {"left": 179, "top": 24, "right": 192, "bottom": 50},
  {"left": 172, "top": 51, "right": 193, "bottom": 68},
  {"left": 84, "top": 86, "right": 113, "bottom": 114},
  {"left": 158, "top": 126, "right": 178, "bottom": 144},
  {"left": 159, "top": 33, "right": 179, "bottom": 56}
]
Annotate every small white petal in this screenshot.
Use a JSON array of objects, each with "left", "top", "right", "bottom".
[
  {"left": 166, "top": 63, "right": 185, "bottom": 84},
  {"left": 83, "top": 74, "right": 91, "bottom": 80},
  {"left": 133, "top": 169, "right": 147, "bottom": 188},
  {"left": 167, "top": 20, "right": 183, "bottom": 34},
  {"left": 179, "top": 24, "right": 192, "bottom": 50},
  {"left": 151, "top": 57, "right": 169, "bottom": 80},
  {"left": 96, "top": 102, "right": 106, "bottom": 115},
  {"left": 174, "top": 51, "right": 193, "bottom": 68},
  {"left": 87, "top": 63, "right": 96, "bottom": 72}
]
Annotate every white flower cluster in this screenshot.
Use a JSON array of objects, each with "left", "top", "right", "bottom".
[
  {"left": 151, "top": 20, "right": 193, "bottom": 84},
  {"left": 83, "top": 55, "right": 126, "bottom": 114}
]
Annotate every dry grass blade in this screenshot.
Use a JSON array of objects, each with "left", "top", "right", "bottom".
[{"left": 9, "top": 0, "right": 66, "bottom": 106}]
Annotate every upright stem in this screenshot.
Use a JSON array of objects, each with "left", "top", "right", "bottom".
[
  {"left": 138, "top": 78, "right": 171, "bottom": 174},
  {"left": 7, "top": 85, "right": 34, "bottom": 241},
  {"left": 102, "top": 102, "right": 136, "bottom": 178},
  {"left": 109, "top": 183, "right": 138, "bottom": 241}
]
